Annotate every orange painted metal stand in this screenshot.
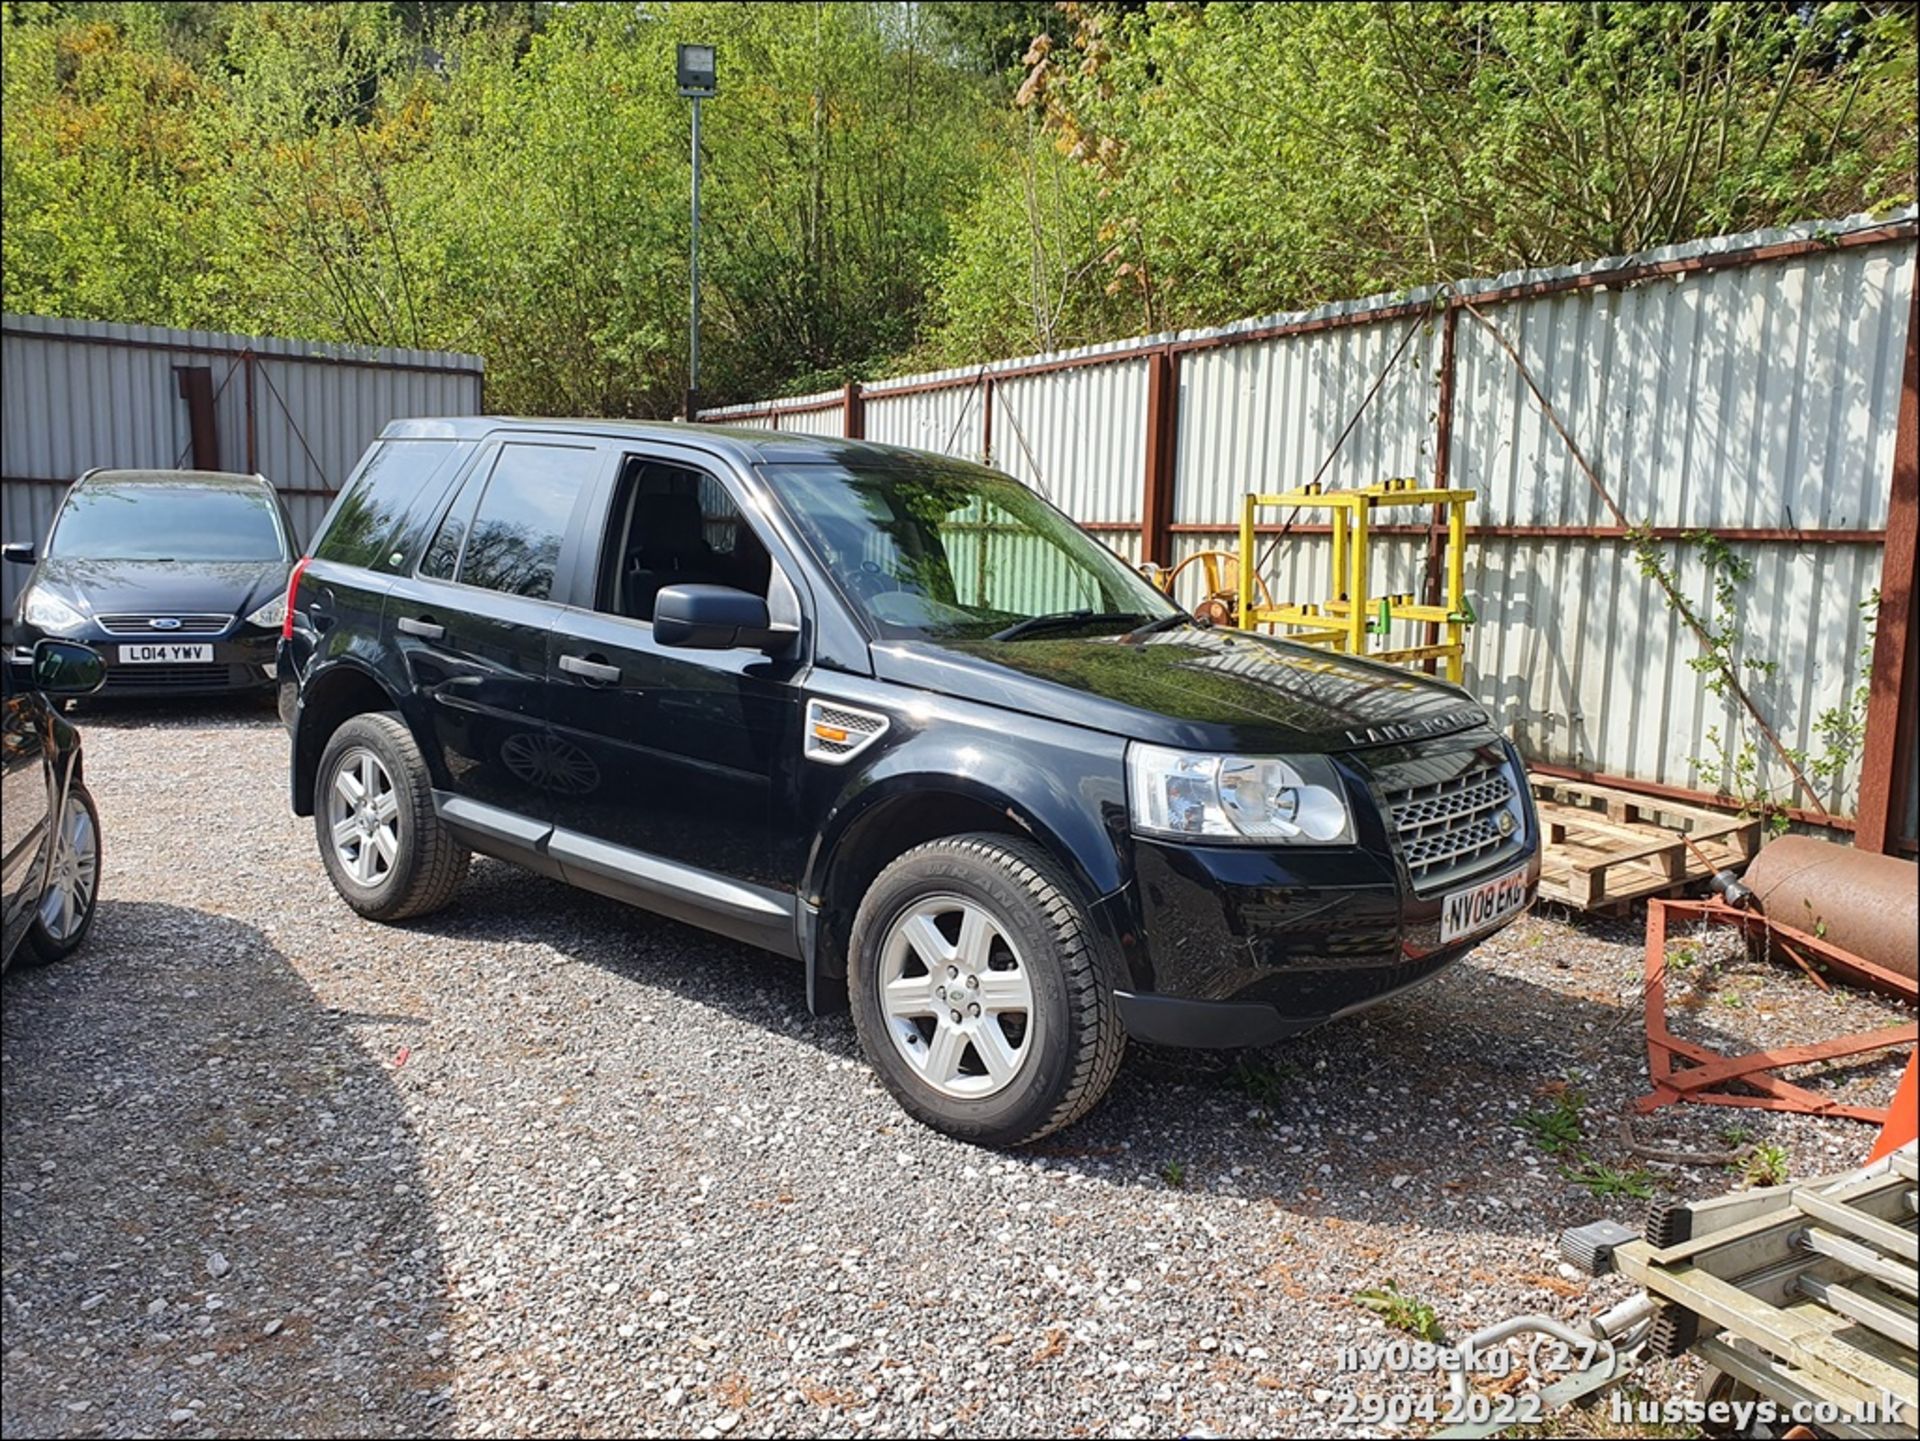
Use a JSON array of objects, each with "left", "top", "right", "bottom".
[
  {"left": 1866, "top": 1048, "right": 1919, "bottom": 1161},
  {"left": 1637, "top": 899, "right": 1918, "bottom": 1124}
]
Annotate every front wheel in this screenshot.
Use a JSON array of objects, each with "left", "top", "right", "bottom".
[
  {"left": 848, "top": 834, "right": 1126, "bottom": 1147},
  {"left": 21, "top": 782, "right": 102, "bottom": 965}
]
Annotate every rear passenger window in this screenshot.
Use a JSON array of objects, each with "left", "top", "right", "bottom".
[
  {"left": 435, "top": 443, "right": 594, "bottom": 601},
  {"left": 314, "top": 439, "right": 466, "bottom": 571}
]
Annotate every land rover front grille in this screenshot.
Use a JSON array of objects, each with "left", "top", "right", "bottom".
[
  {"left": 95, "top": 613, "right": 231, "bottom": 636},
  {"left": 1383, "top": 759, "right": 1525, "bottom": 894}
]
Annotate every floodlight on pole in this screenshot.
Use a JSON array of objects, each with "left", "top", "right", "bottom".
[{"left": 678, "top": 44, "right": 717, "bottom": 419}]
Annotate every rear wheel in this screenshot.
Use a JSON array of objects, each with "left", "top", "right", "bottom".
[
  {"left": 315, "top": 712, "right": 469, "bottom": 921},
  {"left": 21, "top": 783, "right": 102, "bottom": 966},
  {"left": 849, "top": 834, "right": 1126, "bottom": 1147}
]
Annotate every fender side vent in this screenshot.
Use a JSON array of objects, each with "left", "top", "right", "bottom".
[{"left": 805, "top": 699, "right": 888, "bottom": 765}]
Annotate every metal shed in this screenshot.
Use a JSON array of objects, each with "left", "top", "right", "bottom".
[{"left": 1, "top": 314, "right": 484, "bottom": 620}]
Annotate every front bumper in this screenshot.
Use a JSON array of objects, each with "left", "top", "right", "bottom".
[
  {"left": 1110, "top": 829, "right": 1541, "bottom": 1049},
  {"left": 12, "top": 626, "right": 278, "bottom": 695}
]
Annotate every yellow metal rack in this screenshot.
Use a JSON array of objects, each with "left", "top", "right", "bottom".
[{"left": 1235, "top": 479, "right": 1476, "bottom": 683}]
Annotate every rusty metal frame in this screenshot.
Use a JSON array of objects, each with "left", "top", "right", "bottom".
[
  {"left": 1638, "top": 898, "right": 1917, "bottom": 1124},
  {"left": 1856, "top": 263, "right": 1919, "bottom": 855}
]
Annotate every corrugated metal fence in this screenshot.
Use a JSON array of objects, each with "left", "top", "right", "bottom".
[
  {"left": 705, "top": 211, "right": 1920, "bottom": 853},
  {"left": 2, "top": 313, "right": 484, "bottom": 619}
]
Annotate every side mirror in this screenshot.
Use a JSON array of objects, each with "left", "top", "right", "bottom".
[
  {"left": 654, "top": 584, "right": 776, "bottom": 650},
  {"left": 32, "top": 639, "right": 106, "bottom": 696},
  {"left": 2, "top": 541, "right": 36, "bottom": 565}
]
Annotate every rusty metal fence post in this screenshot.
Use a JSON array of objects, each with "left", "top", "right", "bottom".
[
  {"left": 1142, "top": 348, "right": 1180, "bottom": 566},
  {"left": 1420, "top": 303, "right": 1459, "bottom": 668},
  {"left": 1856, "top": 267, "right": 1920, "bottom": 854},
  {"left": 242, "top": 349, "right": 258, "bottom": 474}
]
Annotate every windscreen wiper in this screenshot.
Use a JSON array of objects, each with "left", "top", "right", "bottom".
[
  {"left": 991, "top": 609, "right": 1148, "bottom": 642},
  {"left": 1125, "top": 611, "right": 1207, "bottom": 639}
]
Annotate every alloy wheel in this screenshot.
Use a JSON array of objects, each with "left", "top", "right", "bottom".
[
  {"left": 37, "top": 792, "right": 98, "bottom": 942},
  {"left": 878, "top": 894, "right": 1035, "bottom": 1098},
  {"left": 327, "top": 746, "right": 401, "bottom": 887}
]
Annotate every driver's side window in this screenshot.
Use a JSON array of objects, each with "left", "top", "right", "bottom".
[{"left": 595, "top": 456, "right": 771, "bottom": 622}]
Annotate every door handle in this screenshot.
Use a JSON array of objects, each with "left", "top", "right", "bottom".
[
  {"left": 396, "top": 615, "right": 445, "bottom": 640},
  {"left": 559, "top": 653, "right": 622, "bottom": 684}
]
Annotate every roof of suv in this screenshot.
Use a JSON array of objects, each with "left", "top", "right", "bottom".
[{"left": 380, "top": 415, "right": 972, "bottom": 470}]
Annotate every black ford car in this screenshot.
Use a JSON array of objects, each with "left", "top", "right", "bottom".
[
  {"left": 6, "top": 469, "right": 295, "bottom": 697},
  {"left": 280, "top": 419, "right": 1540, "bottom": 1146}
]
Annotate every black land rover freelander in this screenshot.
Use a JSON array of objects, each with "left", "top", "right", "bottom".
[{"left": 280, "top": 419, "right": 1540, "bottom": 1146}]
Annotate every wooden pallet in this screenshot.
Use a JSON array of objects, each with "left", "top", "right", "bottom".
[{"left": 1531, "top": 778, "right": 1762, "bottom": 910}]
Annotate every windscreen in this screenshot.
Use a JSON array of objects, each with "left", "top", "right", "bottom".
[
  {"left": 51, "top": 482, "right": 287, "bottom": 562},
  {"left": 765, "top": 457, "right": 1178, "bottom": 639}
]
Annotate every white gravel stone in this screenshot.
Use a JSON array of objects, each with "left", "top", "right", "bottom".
[{"left": 2, "top": 708, "right": 1906, "bottom": 1437}]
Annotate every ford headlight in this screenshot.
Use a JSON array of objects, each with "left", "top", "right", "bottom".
[
  {"left": 245, "top": 594, "right": 288, "bottom": 629},
  {"left": 1127, "top": 743, "right": 1352, "bottom": 844},
  {"left": 22, "top": 588, "right": 87, "bottom": 635}
]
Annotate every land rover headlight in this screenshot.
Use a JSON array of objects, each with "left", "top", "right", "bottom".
[
  {"left": 21, "top": 588, "right": 86, "bottom": 635},
  {"left": 1126, "top": 743, "right": 1352, "bottom": 844}
]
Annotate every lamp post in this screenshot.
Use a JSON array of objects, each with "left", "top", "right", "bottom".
[{"left": 677, "top": 43, "right": 717, "bottom": 420}]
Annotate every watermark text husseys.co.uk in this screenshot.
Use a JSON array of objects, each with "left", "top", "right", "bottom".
[{"left": 1609, "top": 1391, "right": 1907, "bottom": 1430}]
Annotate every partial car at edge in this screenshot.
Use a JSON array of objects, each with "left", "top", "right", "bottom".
[{"left": 2, "top": 639, "right": 105, "bottom": 970}]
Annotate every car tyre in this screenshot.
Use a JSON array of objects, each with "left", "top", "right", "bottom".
[
  {"left": 316, "top": 712, "right": 469, "bottom": 921},
  {"left": 20, "top": 782, "right": 103, "bottom": 966},
  {"left": 849, "top": 833, "right": 1126, "bottom": 1147}
]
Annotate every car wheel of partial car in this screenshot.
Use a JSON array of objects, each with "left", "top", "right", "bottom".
[
  {"left": 20, "top": 783, "right": 103, "bottom": 966},
  {"left": 849, "top": 833, "right": 1127, "bottom": 1147},
  {"left": 315, "top": 712, "right": 469, "bottom": 922}
]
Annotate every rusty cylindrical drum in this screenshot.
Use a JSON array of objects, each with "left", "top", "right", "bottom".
[{"left": 1742, "top": 835, "right": 1918, "bottom": 982}]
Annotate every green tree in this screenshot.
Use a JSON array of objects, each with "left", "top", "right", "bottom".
[{"left": 929, "top": 0, "right": 1917, "bottom": 356}]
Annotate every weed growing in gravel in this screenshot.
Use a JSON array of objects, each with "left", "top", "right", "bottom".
[
  {"left": 1518, "top": 1082, "right": 1659, "bottom": 1201},
  {"left": 1229, "top": 1056, "right": 1298, "bottom": 1117},
  {"left": 1563, "top": 1158, "right": 1655, "bottom": 1200},
  {"left": 1354, "top": 1282, "right": 1444, "bottom": 1342},
  {"left": 1159, "top": 1161, "right": 1187, "bottom": 1188},
  {"left": 1740, "top": 1142, "right": 1790, "bottom": 1188},
  {"left": 1720, "top": 1123, "right": 1753, "bottom": 1146},
  {"left": 1517, "top": 1086, "right": 1587, "bottom": 1155}
]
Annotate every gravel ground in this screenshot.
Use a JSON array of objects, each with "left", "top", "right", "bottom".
[{"left": 3, "top": 704, "right": 1912, "bottom": 1439}]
